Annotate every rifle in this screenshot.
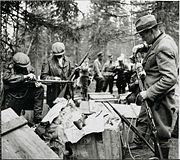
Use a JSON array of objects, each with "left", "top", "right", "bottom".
[
  {"left": 102, "top": 101, "right": 155, "bottom": 153},
  {"left": 28, "top": 79, "right": 74, "bottom": 84},
  {"left": 58, "top": 48, "right": 92, "bottom": 98},
  {"left": 134, "top": 52, "right": 163, "bottom": 159}
]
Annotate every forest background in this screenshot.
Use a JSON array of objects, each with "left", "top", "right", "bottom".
[{"left": 0, "top": 0, "right": 179, "bottom": 94}]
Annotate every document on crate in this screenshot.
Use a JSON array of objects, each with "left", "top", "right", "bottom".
[{"left": 64, "top": 112, "right": 104, "bottom": 143}]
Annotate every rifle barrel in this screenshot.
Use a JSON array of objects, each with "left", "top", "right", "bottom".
[
  {"left": 27, "top": 80, "right": 74, "bottom": 84},
  {"left": 103, "top": 101, "right": 155, "bottom": 153}
]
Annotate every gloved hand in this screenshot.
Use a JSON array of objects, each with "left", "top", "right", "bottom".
[{"left": 136, "top": 91, "right": 147, "bottom": 105}]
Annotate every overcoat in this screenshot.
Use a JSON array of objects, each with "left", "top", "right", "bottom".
[
  {"left": 142, "top": 33, "right": 178, "bottom": 139},
  {"left": 41, "top": 55, "right": 72, "bottom": 107}
]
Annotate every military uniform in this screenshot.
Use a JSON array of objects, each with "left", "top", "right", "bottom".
[
  {"left": 115, "top": 58, "right": 129, "bottom": 94},
  {"left": 93, "top": 52, "right": 104, "bottom": 92},
  {"left": 102, "top": 59, "right": 116, "bottom": 94}
]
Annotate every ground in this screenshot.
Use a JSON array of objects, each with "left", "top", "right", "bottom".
[{"left": 124, "top": 138, "right": 178, "bottom": 159}]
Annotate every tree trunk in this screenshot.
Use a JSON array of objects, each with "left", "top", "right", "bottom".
[{"left": 15, "top": 2, "right": 20, "bottom": 52}]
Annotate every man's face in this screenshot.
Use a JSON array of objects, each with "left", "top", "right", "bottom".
[{"left": 139, "top": 29, "right": 153, "bottom": 44}]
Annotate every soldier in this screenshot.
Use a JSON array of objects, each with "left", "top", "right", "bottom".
[
  {"left": 40, "top": 42, "right": 72, "bottom": 108},
  {"left": 131, "top": 15, "right": 178, "bottom": 159},
  {"left": 102, "top": 54, "right": 116, "bottom": 94},
  {"left": 93, "top": 52, "right": 104, "bottom": 92},
  {"left": 115, "top": 56, "right": 129, "bottom": 94},
  {"left": 2, "top": 52, "right": 44, "bottom": 125},
  {"left": 79, "top": 58, "right": 91, "bottom": 100}
]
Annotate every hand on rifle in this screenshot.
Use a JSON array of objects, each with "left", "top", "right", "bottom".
[
  {"left": 54, "top": 76, "right": 61, "bottom": 80},
  {"left": 24, "top": 73, "right": 36, "bottom": 80},
  {"left": 132, "top": 44, "right": 145, "bottom": 54},
  {"left": 35, "top": 82, "right": 43, "bottom": 88},
  {"left": 136, "top": 91, "right": 147, "bottom": 105}
]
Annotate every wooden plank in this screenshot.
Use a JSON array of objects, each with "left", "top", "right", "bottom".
[
  {"left": 111, "top": 129, "right": 123, "bottom": 159},
  {"left": 103, "top": 130, "right": 112, "bottom": 159},
  {"left": 89, "top": 95, "right": 115, "bottom": 100},
  {"left": 70, "top": 133, "right": 98, "bottom": 159},
  {"left": 1, "top": 108, "right": 59, "bottom": 159},
  {"left": 110, "top": 103, "right": 141, "bottom": 118},
  {"left": 122, "top": 118, "right": 137, "bottom": 144},
  {"left": 88, "top": 92, "right": 112, "bottom": 95},
  {"left": 1, "top": 116, "right": 28, "bottom": 135},
  {"left": 2, "top": 126, "right": 59, "bottom": 159},
  {"left": 1, "top": 108, "right": 18, "bottom": 123}
]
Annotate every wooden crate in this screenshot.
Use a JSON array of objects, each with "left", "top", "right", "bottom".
[
  {"left": 1, "top": 108, "right": 59, "bottom": 159},
  {"left": 70, "top": 129, "right": 123, "bottom": 159},
  {"left": 111, "top": 103, "right": 141, "bottom": 144},
  {"left": 88, "top": 92, "right": 118, "bottom": 102},
  {"left": 121, "top": 118, "right": 137, "bottom": 144}
]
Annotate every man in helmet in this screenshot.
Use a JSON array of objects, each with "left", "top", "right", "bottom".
[
  {"left": 40, "top": 42, "right": 72, "bottom": 108},
  {"left": 2, "top": 52, "right": 44, "bottom": 125}
]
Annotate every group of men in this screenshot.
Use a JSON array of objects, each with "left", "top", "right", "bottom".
[
  {"left": 93, "top": 52, "right": 130, "bottom": 95},
  {"left": 1, "top": 42, "right": 73, "bottom": 125},
  {"left": 1, "top": 14, "right": 178, "bottom": 159}
]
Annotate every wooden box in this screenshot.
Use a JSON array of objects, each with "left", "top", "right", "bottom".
[
  {"left": 70, "top": 129, "right": 123, "bottom": 159},
  {"left": 68, "top": 100, "right": 123, "bottom": 159},
  {"left": 1, "top": 108, "right": 59, "bottom": 159},
  {"left": 88, "top": 92, "right": 118, "bottom": 102},
  {"left": 111, "top": 103, "right": 141, "bottom": 144}
]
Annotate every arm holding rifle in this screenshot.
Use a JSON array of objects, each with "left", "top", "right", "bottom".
[{"left": 130, "top": 14, "right": 178, "bottom": 159}]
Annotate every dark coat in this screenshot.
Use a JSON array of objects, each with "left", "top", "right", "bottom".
[
  {"left": 2, "top": 63, "right": 43, "bottom": 123},
  {"left": 142, "top": 33, "right": 178, "bottom": 139},
  {"left": 40, "top": 55, "right": 72, "bottom": 107}
]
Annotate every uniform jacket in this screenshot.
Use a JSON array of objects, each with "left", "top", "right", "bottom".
[
  {"left": 142, "top": 33, "right": 178, "bottom": 138},
  {"left": 40, "top": 55, "right": 72, "bottom": 107}
]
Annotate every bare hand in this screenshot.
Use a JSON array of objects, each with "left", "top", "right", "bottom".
[
  {"left": 24, "top": 73, "right": 36, "bottom": 80},
  {"left": 35, "top": 82, "right": 42, "bottom": 87},
  {"left": 132, "top": 44, "right": 144, "bottom": 54},
  {"left": 54, "top": 76, "right": 61, "bottom": 80}
]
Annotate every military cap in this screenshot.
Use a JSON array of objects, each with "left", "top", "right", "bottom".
[
  {"left": 13, "top": 52, "right": 30, "bottom": 68},
  {"left": 52, "top": 42, "right": 65, "bottom": 56}
]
